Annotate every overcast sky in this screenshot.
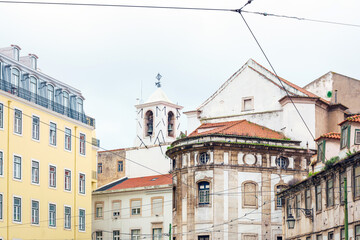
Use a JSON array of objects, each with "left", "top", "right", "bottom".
[{"left": 1, "top": 0, "right": 359, "bottom": 149}]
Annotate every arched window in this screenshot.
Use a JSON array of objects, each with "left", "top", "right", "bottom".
[
  {"left": 77, "top": 98, "right": 83, "bottom": 114},
  {"left": 199, "top": 152, "right": 209, "bottom": 165},
  {"left": 167, "top": 111, "right": 175, "bottom": 137},
  {"left": 63, "top": 91, "right": 69, "bottom": 114},
  {"left": 145, "top": 110, "right": 154, "bottom": 136},
  {"left": 11, "top": 68, "right": 20, "bottom": 90},
  {"left": 242, "top": 181, "right": 258, "bottom": 208},
  {"left": 29, "top": 76, "right": 37, "bottom": 102},
  {"left": 47, "top": 85, "right": 54, "bottom": 109},
  {"left": 198, "top": 181, "right": 210, "bottom": 205}
]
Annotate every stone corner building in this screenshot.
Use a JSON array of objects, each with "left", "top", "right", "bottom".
[{"left": 166, "top": 120, "right": 314, "bottom": 240}]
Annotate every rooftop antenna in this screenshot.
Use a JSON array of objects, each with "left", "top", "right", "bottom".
[{"left": 155, "top": 73, "right": 162, "bottom": 88}]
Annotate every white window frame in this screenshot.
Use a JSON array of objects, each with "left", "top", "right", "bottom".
[
  {"left": 131, "top": 229, "right": 141, "bottom": 240},
  {"left": 113, "top": 230, "right": 120, "bottom": 240},
  {"left": 64, "top": 127, "right": 72, "bottom": 151},
  {"left": 0, "top": 102, "right": 3, "bottom": 130},
  {"left": 14, "top": 108, "right": 22, "bottom": 135},
  {"left": 64, "top": 205, "right": 71, "bottom": 230},
  {"left": 79, "top": 208, "right": 86, "bottom": 232},
  {"left": 242, "top": 96, "right": 254, "bottom": 111},
  {"left": 0, "top": 193, "right": 3, "bottom": 220},
  {"left": 32, "top": 115, "right": 40, "bottom": 141},
  {"left": 13, "top": 154, "right": 22, "bottom": 181},
  {"left": 13, "top": 195, "right": 22, "bottom": 223},
  {"left": 79, "top": 132, "right": 86, "bottom": 156},
  {"left": 79, "top": 173, "right": 85, "bottom": 195},
  {"left": 355, "top": 129, "right": 360, "bottom": 145},
  {"left": 48, "top": 203, "right": 56, "bottom": 228},
  {"left": 64, "top": 169, "right": 71, "bottom": 192},
  {"left": 31, "top": 199, "right": 40, "bottom": 225},
  {"left": 49, "top": 165, "right": 56, "bottom": 189},
  {"left": 31, "top": 160, "right": 40, "bottom": 185},
  {"left": 49, "top": 122, "right": 57, "bottom": 146}
]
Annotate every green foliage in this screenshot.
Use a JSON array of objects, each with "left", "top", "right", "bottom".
[
  {"left": 324, "top": 156, "right": 340, "bottom": 171},
  {"left": 308, "top": 171, "right": 319, "bottom": 177},
  {"left": 176, "top": 132, "right": 187, "bottom": 140}
]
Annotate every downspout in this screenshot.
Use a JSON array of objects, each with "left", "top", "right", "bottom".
[
  {"left": 74, "top": 126, "right": 77, "bottom": 240},
  {"left": 6, "top": 100, "right": 11, "bottom": 240}
]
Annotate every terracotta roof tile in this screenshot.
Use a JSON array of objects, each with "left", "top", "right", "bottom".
[
  {"left": 315, "top": 132, "right": 341, "bottom": 141},
  {"left": 189, "top": 120, "right": 286, "bottom": 140},
  {"left": 107, "top": 174, "right": 172, "bottom": 191},
  {"left": 339, "top": 115, "right": 360, "bottom": 125}
]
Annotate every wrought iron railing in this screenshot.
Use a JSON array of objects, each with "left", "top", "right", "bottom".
[{"left": 0, "top": 79, "right": 95, "bottom": 127}]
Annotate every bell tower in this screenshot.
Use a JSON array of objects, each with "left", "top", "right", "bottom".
[{"left": 134, "top": 74, "right": 183, "bottom": 147}]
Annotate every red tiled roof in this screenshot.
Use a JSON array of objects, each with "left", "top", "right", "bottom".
[
  {"left": 339, "top": 115, "right": 360, "bottom": 125},
  {"left": 107, "top": 174, "right": 172, "bottom": 191},
  {"left": 315, "top": 132, "right": 341, "bottom": 141},
  {"left": 189, "top": 120, "right": 286, "bottom": 140}
]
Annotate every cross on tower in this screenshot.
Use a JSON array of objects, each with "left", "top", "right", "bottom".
[{"left": 155, "top": 73, "right": 162, "bottom": 88}]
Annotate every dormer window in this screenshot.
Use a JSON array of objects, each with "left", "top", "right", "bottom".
[
  {"left": 340, "top": 125, "right": 350, "bottom": 149},
  {"left": 145, "top": 110, "right": 154, "bottom": 136},
  {"left": 77, "top": 98, "right": 83, "bottom": 114},
  {"left": 11, "top": 68, "right": 20, "bottom": 89},
  {"left": 13, "top": 47, "right": 19, "bottom": 61},
  {"left": 168, "top": 111, "right": 174, "bottom": 137}
]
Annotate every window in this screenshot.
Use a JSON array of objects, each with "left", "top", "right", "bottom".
[
  {"left": 96, "top": 231, "right": 103, "bottom": 240},
  {"left": 79, "top": 133, "right": 86, "bottom": 155},
  {"left": 326, "top": 178, "right": 334, "bottom": 207},
  {"left": 316, "top": 235, "right": 322, "bottom": 240},
  {"left": 295, "top": 194, "right": 301, "bottom": 218},
  {"left": 29, "top": 77, "right": 37, "bottom": 102},
  {"left": 32, "top": 116, "right": 40, "bottom": 140},
  {"left": 340, "top": 172, "right": 346, "bottom": 204},
  {"left": 49, "top": 203, "right": 56, "bottom": 227},
  {"left": 31, "top": 161, "right": 39, "bottom": 184},
  {"left": 355, "top": 165, "right": 360, "bottom": 198},
  {"left": 48, "top": 85, "right": 54, "bottom": 106},
  {"left": 306, "top": 237, "right": 311, "bottom": 240},
  {"left": 276, "top": 185, "right": 286, "bottom": 208},
  {"left": 131, "top": 229, "right": 141, "bottom": 240},
  {"left": 341, "top": 125, "right": 350, "bottom": 149},
  {"left": 49, "top": 122, "right": 56, "bottom": 146},
  {"left": 145, "top": 110, "right": 154, "bottom": 136},
  {"left": 49, "top": 165, "right": 56, "bottom": 188},
  {"left": 153, "top": 228, "right": 162, "bottom": 240},
  {"left": 199, "top": 153, "right": 209, "bottom": 164},
  {"left": 328, "top": 232, "right": 333, "bottom": 240},
  {"left": 13, "top": 197, "right": 21, "bottom": 222},
  {"left": 0, "top": 103, "right": 3, "bottom": 128},
  {"left": 11, "top": 68, "right": 20, "bottom": 89},
  {"left": 152, "top": 198, "right": 163, "bottom": 216},
  {"left": 356, "top": 225, "right": 360, "bottom": 240},
  {"left": 95, "top": 202, "right": 103, "bottom": 219},
  {"left": 65, "top": 170, "right": 71, "bottom": 191},
  {"left": 117, "top": 161, "right": 123, "bottom": 172},
  {"left": 112, "top": 201, "right": 120, "bottom": 217},
  {"left": 243, "top": 182, "right": 257, "bottom": 208},
  {"left": 167, "top": 111, "right": 174, "bottom": 137},
  {"left": 79, "top": 173, "right": 85, "bottom": 194},
  {"left": 31, "top": 200, "right": 39, "bottom": 225},
  {"left": 198, "top": 236, "right": 210, "bottom": 240},
  {"left": 317, "top": 141, "right": 325, "bottom": 162},
  {"left": 63, "top": 92, "right": 69, "bottom": 114},
  {"left": 198, "top": 181, "right": 210, "bottom": 205},
  {"left": 79, "top": 209, "right": 85, "bottom": 231},
  {"left": 355, "top": 130, "right": 360, "bottom": 145},
  {"left": 113, "top": 230, "right": 120, "bottom": 240},
  {"left": 13, "top": 155, "right": 21, "bottom": 180},
  {"left": 77, "top": 98, "right": 83, "bottom": 114},
  {"left": 97, "top": 163, "right": 102, "bottom": 174},
  {"left": 65, "top": 128, "right": 71, "bottom": 151},
  {"left": 305, "top": 188, "right": 311, "bottom": 210},
  {"left": 131, "top": 200, "right": 141, "bottom": 216},
  {"left": 0, "top": 151, "right": 3, "bottom": 176},
  {"left": 173, "top": 186, "right": 177, "bottom": 209},
  {"left": 316, "top": 184, "right": 322, "bottom": 211},
  {"left": 0, "top": 194, "right": 3, "bottom": 220},
  {"left": 64, "top": 206, "right": 71, "bottom": 229},
  {"left": 341, "top": 228, "right": 345, "bottom": 240},
  {"left": 14, "top": 109, "right": 22, "bottom": 134},
  {"left": 242, "top": 97, "right": 254, "bottom": 111},
  {"left": 276, "top": 156, "right": 288, "bottom": 169}
]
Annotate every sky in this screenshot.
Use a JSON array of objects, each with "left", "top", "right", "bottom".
[{"left": 1, "top": 0, "right": 359, "bottom": 150}]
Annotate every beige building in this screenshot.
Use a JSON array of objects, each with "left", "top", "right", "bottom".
[
  {"left": 166, "top": 120, "right": 314, "bottom": 240},
  {"left": 279, "top": 115, "right": 360, "bottom": 240}
]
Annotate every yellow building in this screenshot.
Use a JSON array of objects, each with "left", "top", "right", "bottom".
[{"left": 0, "top": 45, "right": 98, "bottom": 240}]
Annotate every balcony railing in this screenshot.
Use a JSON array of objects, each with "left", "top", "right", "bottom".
[{"left": 0, "top": 79, "right": 95, "bottom": 127}]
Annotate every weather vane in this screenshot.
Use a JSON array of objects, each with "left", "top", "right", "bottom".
[{"left": 155, "top": 73, "right": 162, "bottom": 88}]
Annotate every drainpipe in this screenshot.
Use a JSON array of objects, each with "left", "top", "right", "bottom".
[
  {"left": 6, "top": 100, "right": 11, "bottom": 240},
  {"left": 74, "top": 126, "right": 77, "bottom": 240}
]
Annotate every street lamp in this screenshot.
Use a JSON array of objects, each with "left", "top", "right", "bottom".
[{"left": 286, "top": 213, "right": 296, "bottom": 229}]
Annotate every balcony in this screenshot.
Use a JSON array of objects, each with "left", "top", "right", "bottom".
[{"left": 0, "top": 79, "right": 95, "bottom": 127}]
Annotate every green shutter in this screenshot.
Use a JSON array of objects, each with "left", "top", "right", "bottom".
[
  {"left": 322, "top": 140, "right": 326, "bottom": 162},
  {"left": 347, "top": 125, "right": 351, "bottom": 148}
]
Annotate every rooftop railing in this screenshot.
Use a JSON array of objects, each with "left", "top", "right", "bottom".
[{"left": 0, "top": 79, "right": 95, "bottom": 127}]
